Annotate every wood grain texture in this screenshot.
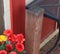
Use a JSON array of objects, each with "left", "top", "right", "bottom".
[{"left": 25, "top": 9, "right": 44, "bottom": 54}]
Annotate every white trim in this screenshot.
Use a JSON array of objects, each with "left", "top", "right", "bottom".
[
  {"left": 39, "top": 29, "right": 59, "bottom": 49},
  {"left": 26, "top": 0, "right": 34, "bottom": 6},
  {"left": 3, "top": 0, "right": 11, "bottom": 29}
]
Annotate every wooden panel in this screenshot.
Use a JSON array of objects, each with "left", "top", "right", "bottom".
[{"left": 41, "top": 17, "right": 56, "bottom": 42}]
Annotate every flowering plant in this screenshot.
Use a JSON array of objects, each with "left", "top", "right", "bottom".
[{"left": 0, "top": 30, "right": 25, "bottom": 54}]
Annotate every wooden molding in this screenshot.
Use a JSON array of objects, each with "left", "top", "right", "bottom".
[{"left": 39, "top": 29, "right": 59, "bottom": 49}]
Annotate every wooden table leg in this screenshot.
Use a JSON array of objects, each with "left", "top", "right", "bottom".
[{"left": 25, "top": 9, "right": 44, "bottom": 54}]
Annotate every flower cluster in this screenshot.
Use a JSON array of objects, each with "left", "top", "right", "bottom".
[{"left": 0, "top": 30, "right": 25, "bottom": 54}]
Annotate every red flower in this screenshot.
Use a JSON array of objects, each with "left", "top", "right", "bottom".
[
  {"left": 0, "top": 50, "right": 7, "bottom": 54},
  {"left": 3, "top": 30, "right": 13, "bottom": 36},
  {"left": 6, "top": 44, "right": 13, "bottom": 51},
  {"left": 15, "top": 43, "right": 24, "bottom": 52},
  {"left": 16, "top": 34, "right": 25, "bottom": 43},
  {"left": 9, "top": 51, "right": 17, "bottom": 54},
  {"left": 8, "top": 34, "right": 17, "bottom": 43}
]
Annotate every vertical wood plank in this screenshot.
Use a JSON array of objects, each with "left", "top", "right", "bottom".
[{"left": 25, "top": 8, "right": 44, "bottom": 54}]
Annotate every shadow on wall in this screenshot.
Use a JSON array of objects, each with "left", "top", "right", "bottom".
[{"left": 0, "top": 0, "right": 5, "bottom": 34}]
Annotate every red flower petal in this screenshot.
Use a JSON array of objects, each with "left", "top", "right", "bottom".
[
  {"left": 8, "top": 34, "right": 17, "bottom": 43},
  {"left": 6, "top": 44, "right": 13, "bottom": 51},
  {"left": 15, "top": 43, "right": 24, "bottom": 52},
  {"left": 9, "top": 51, "right": 17, "bottom": 54},
  {"left": 0, "top": 50, "right": 7, "bottom": 54},
  {"left": 3, "top": 30, "right": 13, "bottom": 36},
  {"left": 16, "top": 34, "right": 25, "bottom": 43}
]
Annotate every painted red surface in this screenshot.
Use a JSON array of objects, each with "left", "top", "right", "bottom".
[
  {"left": 41, "top": 17, "right": 56, "bottom": 42},
  {"left": 10, "top": 0, "right": 25, "bottom": 35}
]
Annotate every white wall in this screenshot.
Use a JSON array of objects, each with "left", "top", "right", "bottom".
[
  {"left": 26, "top": 0, "right": 34, "bottom": 5},
  {"left": 3, "top": 0, "right": 11, "bottom": 29}
]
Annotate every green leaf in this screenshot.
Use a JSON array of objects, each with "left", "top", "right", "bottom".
[
  {"left": 0, "top": 44, "right": 5, "bottom": 50},
  {"left": 17, "top": 51, "right": 24, "bottom": 54},
  {"left": 0, "top": 46, "right": 3, "bottom": 50},
  {"left": 18, "top": 52, "right": 24, "bottom": 54},
  {"left": 6, "top": 40, "right": 9, "bottom": 44},
  {"left": 23, "top": 50, "right": 26, "bottom": 54}
]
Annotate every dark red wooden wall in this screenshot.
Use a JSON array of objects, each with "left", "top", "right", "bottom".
[
  {"left": 41, "top": 17, "right": 56, "bottom": 42},
  {"left": 10, "top": 0, "right": 25, "bottom": 35}
]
